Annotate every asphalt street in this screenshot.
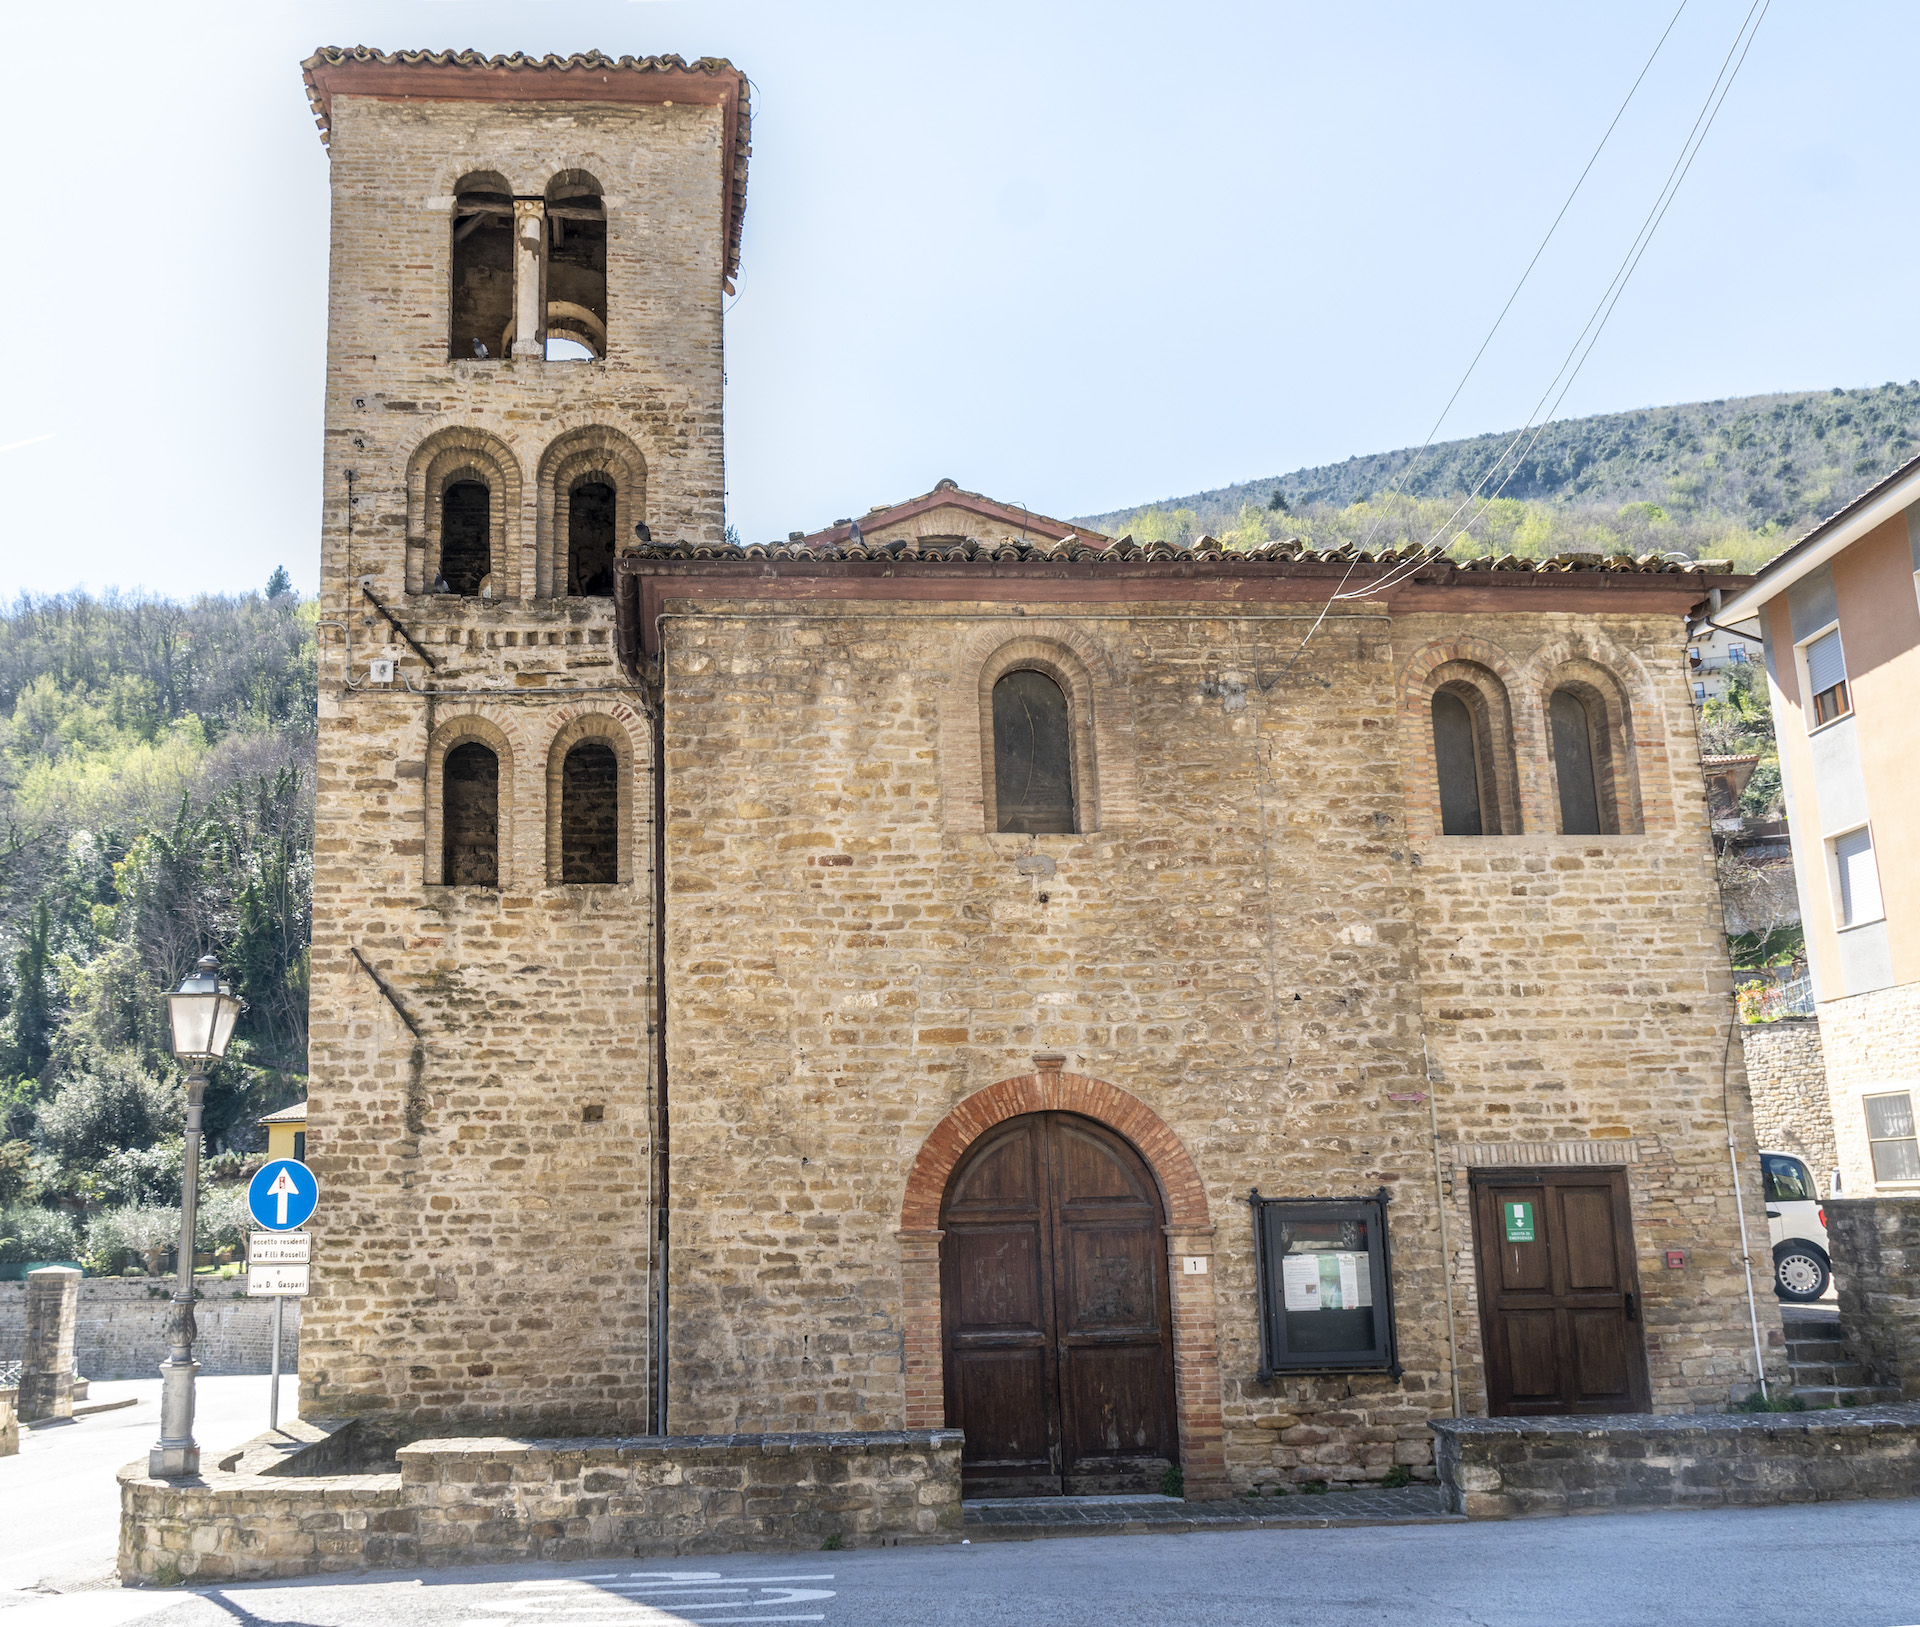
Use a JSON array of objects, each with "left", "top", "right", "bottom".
[
  {"left": 0, "top": 1375, "right": 296, "bottom": 1604},
  {"left": 2, "top": 1498, "right": 1915, "bottom": 1627}
]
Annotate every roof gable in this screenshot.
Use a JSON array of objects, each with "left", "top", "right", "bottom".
[{"left": 792, "top": 481, "right": 1113, "bottom": 550}]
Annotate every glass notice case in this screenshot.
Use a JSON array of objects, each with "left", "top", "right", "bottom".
[{"left": 1249, "top": 1188, "right": 1400, "bottom": 1379}]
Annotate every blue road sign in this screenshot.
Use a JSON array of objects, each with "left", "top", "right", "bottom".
[{"left": 248, "top": 1159, "right": 318, "bottom": 1231}]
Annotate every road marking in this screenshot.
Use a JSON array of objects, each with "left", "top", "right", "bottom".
[{"left": 494, "top": 1573, "right": 836, "bottom": 1625}]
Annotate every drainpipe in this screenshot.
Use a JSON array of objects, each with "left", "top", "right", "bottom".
[{"left": 651, "top": 663, "right": 669, "bottom": 1434}]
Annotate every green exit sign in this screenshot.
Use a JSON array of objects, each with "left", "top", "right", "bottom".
[{"left": 1503, "top": 1201, "right": 1536, "bottom": 1243}]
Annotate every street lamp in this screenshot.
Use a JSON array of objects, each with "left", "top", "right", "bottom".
[{"left": 149, "top": 954, "right": 244, "bottom": 1479}]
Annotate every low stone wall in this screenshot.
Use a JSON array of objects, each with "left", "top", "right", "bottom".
[
  {"left": 1827, "top": 1199, "right": 1920, "bottom": 1399},
  {"left": 0, "top": 1278, "right": 298, "bottom": 1380},
  {"left": 1739, "top": 1017, "right": 1836, "bottom": 1178},
  {"left": 120, "top": 1425, "right": 963, "bottom": 1584},
  {"left": 1431, "top": 1404, "right": 1920, "bottom": 1518},
  {"left": 0, "top": 1388, "right": 16, "bottom": 1456}
]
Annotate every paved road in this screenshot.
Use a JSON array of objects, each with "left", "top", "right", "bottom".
[
  {"left": 0, "top": 1375, "right": 295, "bottom": 1605},
  {"left": 6, "top": 1498, "right": 1916, "bottom": 1627}
]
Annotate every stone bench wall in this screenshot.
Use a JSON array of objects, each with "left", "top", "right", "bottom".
[
  {"left": 1827, "top": 1199, "right": 1920, "bottom": 1399},
  {"left": 120, "top": 1425, "right": 963, "bottom": 1584},
  {"left": 0, "top": 1278, "right": 299, "bottom": 1380},
  {"left": 1432, "top": 1404, "right": 1920, "bottom": 1519}
]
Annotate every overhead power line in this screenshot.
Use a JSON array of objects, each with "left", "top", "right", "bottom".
[{"left": 1342, "top": 0, "right": 1772, "bottom": 603}]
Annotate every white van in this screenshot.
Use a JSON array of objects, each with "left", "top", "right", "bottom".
[{"left": 1761, "top": 1150, "right": 1831, "bottom": 1301}]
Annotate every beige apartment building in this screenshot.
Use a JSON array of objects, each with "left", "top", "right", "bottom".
[
  {"left": 1712, "top": 464, "right": 1920, "bottom": 1198},
  {"left": 298, "top": 46, "right": 1783, "bottom": 1492}
]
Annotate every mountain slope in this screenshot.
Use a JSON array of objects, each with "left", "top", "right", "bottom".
[{"left": 1077, "top": 381, "right": 1920, "bottom": 544}]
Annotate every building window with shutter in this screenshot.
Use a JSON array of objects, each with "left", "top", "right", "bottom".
[
  {"left": 1802, "top": 627, "right": 1850, "bottom": 726},
  {"left": 993, "top": 669, "right": 1076, "bottom": 834},
  {"left": 1864, "top": 1092, "right": 1920, "bottom": 1184},
  {"left": 1830, "top": 825, "right": 1883, "bottom": 929}
]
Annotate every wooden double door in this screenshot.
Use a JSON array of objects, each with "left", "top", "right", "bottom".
[
  {"left": 1470, "top": 1167, "right": 1651, "bottom": 1415},
  {"left": 940, "top": 1112, "right": 1178, "bottom": 1496}
]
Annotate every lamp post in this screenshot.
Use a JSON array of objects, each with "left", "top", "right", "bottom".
[{"left": 149, "top": 954, "right": 244, "bottom": 1479}]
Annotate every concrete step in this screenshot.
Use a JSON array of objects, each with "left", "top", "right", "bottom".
[
  {"left": 1790, "top": 1384, "right": 1902, "bottom": 1408},
  {"left": 1783, "top": 1338, "right": 1849, "bottom": 1364}
]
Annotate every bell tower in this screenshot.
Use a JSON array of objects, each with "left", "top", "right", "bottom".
[{"left": 296, "top": 48, "right": 748, "bottom": 1448}]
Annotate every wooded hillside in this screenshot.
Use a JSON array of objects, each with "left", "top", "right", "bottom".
[
  {"left": 0, "top": 577, "right": 314, "bottom": 1270},
  {"left": 1078, "top": 380, "right": 1920, "bottom": 570}
]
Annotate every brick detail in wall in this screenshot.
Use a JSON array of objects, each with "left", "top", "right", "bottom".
[{"left": 895, "top": 1062, "right": 1227, "bottom": 1495}]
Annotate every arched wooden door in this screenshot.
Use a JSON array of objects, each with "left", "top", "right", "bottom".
[{"left": 939, "top": 1111, "right": 1178, "bottom": 1497}]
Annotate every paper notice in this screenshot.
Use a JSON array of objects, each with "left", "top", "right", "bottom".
[
  {"left": 1337, "top": 1251, "right": 1372, "bottom": 1309},
  {"left": 1281, "top": 1253, "right": 1322, "bottom": 1311}
]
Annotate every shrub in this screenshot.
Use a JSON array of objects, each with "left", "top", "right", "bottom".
[
  {"left": 0, "top": 1204, "right": 82, "bottom": 1263},
  {"left": 1158, "top": 1464, "right": 1185, "bottom": 1499},
  {"left": 84, "top": 1203, "right": 181, "bottom": 1273},
  {"left": 1382, "top": 1464, "right": 1413, "bottom": 1488},
  {"left": 1729, "top": 1390, "right": 1807, "bottom": 1413},
  {"left": 195, "top": 1184, "right": 249, "bottom": 1252},
  {"left": 35, "top": 1057, "right": 181, "bottom": 1162}
]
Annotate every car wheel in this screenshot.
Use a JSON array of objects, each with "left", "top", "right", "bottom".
[{"left": 1774, "top": 1242, "right": 1830, "bottom": 1302}]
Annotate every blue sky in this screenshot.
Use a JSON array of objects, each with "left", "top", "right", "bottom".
[{"left": 1, "top": 0, "right": 1914, "bottom": 598}]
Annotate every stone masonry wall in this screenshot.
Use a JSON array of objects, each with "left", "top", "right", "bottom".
[
  {"left": 658, "top": 594, "right": 1780, "bottom": 1493},
  {"left": 0, "top": 1278, "right": 299, "bottom": 1381},
  {"left": 1827, "top": 1198, "right": 1920, "bottom": 1397},
  {"left": 1433, "top": 1403, "right": 1920, "bottom": 1518},
  {"left": 300, "top": 88, "right": 711, "bottom": 1449},
  {"left": 1818, "top": 982, "right": 1920, "bottom": 1197},
  {"left": 119, "top": 1423, "right": 960, "bottom": 1584},
  {"left": 1739, "top": 1017, "right": 1836, "bottom": 1178}
]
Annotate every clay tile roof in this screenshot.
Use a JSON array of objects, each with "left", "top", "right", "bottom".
[
  {"left": 1701, "top": 753, "right": 1761, "bottom": 767},
  {"left": 626, "top": 530, "right": 1741, "bottom": 574},
  {"left": 258, "top": 1101, "right": 308, "bottom": 1125},
  {"left": 301, "top": 47, "right": 752, "bottom": 284},
  {"left": 786, "top": 480, "right": 1114, "bottom": 551}
]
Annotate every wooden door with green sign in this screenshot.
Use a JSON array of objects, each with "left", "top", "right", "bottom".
[{"left": 1469, "top": 1168, "right": 1649, "bottom": 1416}]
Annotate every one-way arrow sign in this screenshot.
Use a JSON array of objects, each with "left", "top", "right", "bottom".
[{"left": 247, "top": 1158, "right": 318, "bottom": 1232}]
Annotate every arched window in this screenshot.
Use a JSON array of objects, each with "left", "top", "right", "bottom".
[
  {"left": 443, "top": 742, "right": 500, "bottom": 887},
  {"left": 1431, "top": 690, "right": 1486, "bottom": 836},
  {"left": 560, "top": 741, "right": 620, "bottom": 883},
  {"left": 1550, "top": 688, "right": 1604, "bottom": 835},
  {"left": 568, "top": 480, "right": 616, "bottom": 596},
  {"left": 993, "top": 670, "right": 1075, "bottom": 833},
  {"left": 544, "top": 172, "right": 607, "bottom": 360},
  {"left": 450, "top": 172, "right": 514, "bottom": 361},
  {"left": 440, "top": 481, "right": 491, "bottom": 595}
]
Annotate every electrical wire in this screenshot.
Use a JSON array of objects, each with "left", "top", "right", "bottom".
[
  {"left": 1342, "top": 0, "right": 1693, "bottom": 560},
  {"left": 1330, "top": 0, "right": 1772, "bottom": 605}
]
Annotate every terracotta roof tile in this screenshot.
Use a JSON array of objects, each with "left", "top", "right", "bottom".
[{"left": 629, "top": 533, "right": 1737, "bottom": 574}]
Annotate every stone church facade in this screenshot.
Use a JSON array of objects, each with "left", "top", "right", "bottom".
[{"left": 299, "top": 48, "right": 1783, "bottom": 1491}]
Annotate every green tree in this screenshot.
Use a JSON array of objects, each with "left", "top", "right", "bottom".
[{"left": 0, "top": 899, "right": 55, "bottom": 1082}]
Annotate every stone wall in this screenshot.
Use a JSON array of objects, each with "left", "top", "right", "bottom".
[
  {"left": 0, "top": 1278, "right": 299, "bottom": 1381},
  {"left": 655, "top": 592, "right": 1782, "bottom": 1495},
  {"left": 300, "top": 82, "right": 706, "bottom": 1447},
  {"left": 1432, "top": 1403, "right": 1920, "bottom": 1518},
  {"left": 119, "top": 1425, "right": 960, "bottom": 1584},
  {"left": 1739, "top": 1018, "right": 1835, "bottom": 1177},
  {"left": 1817, "top": 982, "right": 1920, "bottom": 1196},
  {"left": 1827, "top": 1198, "right": 1920, "bottom": 1397}
]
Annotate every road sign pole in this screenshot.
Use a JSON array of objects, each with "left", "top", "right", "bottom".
[{"left": 270, "top": 1294, "right": 283, "bottom": 1431}]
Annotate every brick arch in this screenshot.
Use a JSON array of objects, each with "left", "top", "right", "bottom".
[
  {"left": 535, "top": 425, "right": 648, "bottom": 599},
  {"left": 539, "top": 704, "right": 647, "bottom": 886},
  {"left": 895, "top": 1059, "right": 1228, "bottom": 1498},
  {"left": 404, "top": 425, "right": 526, "bottom": 598},
  {"left": 938, "top": 620, "right": 1139, "bottom": 834},
  {"left": 1397, "top": 636, "right": 1529, "bottom": 841},
  {"left": 900, "top": 1065, "right": 1209, "bottom": 1232},
  {"left": 424, "top": 706, "right": 533, "bottom": 888},
  {"left": 1526, "top": 638, "right": 1660, "bottom": 835}
]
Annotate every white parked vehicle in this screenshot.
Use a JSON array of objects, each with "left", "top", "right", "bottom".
[{"left": 1761, "top": 1150, "right": 1831, "bottom": 1302}]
